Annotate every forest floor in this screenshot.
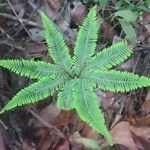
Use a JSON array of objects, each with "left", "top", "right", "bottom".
[{"left": 0, "top": 0, "right": 150, "bottom": 150}]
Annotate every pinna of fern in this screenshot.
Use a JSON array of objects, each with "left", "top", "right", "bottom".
[{"left": 0, "top": 6, "right": 150, "bottom": 146}]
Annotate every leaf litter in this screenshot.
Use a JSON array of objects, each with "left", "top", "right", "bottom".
[{"left": 0, "top": 0, "right": 150, "bottom": 149}]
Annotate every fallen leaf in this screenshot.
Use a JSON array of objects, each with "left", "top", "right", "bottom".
[
  {"left": 22, "top": 142, "right": 36, "bottom": 150},
  {"left": 99, "top": 91, "right": 116, "bottom": 109},
  {"left": 70, "top": 2, "right": 87, "bottom": 26},
  {"left": 40, "top": 104, "right": 61, "bottom": 125},
  {"left": 130, "top": 125, "right": 150, "bottom": 143},
  {"left": 47, "top": 0, "right": 61, "bottom": 12},
  {"left": 72, "top": 132, "right": 101, "bottom": 150},
  {"left": 134, "top": 115, "right": 150, "bottom": 127},
  {"left": 56, "top": 140, "right": 69, "bottom": 150},
  {"left": 111, "top": 121, "right": 140, "bottom": 150},
  {"left": 101, "top": 21, "right": 118, "bottom": 42}
]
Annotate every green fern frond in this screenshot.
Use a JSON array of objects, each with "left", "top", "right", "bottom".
[
  {"left": 40, "top": 11, "right": 72, "bottom": 73},
  {"left": 0, "top": 59, "right": 63, "bottom": 79},
  {"left": 57, "top": 80, "right": 74, "bottom": 110},
  {"left": 73, "top": 6, "right": 99, "bottom": 74},
  {"left": 73, "top": 79, "right": 112, "bottom": 144},
  {"left": 85, "top": 41, "right": 132, "bottom": 70},
  {"left": 85, "top": 70, "right": 150, "bottom": 92},
  {"left": 0, "top": 77, "right": 65, "bottom": 114}
]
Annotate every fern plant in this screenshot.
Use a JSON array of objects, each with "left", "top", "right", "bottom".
[{"left": 0, "top": 6, "right": 150, "bottom": 145}]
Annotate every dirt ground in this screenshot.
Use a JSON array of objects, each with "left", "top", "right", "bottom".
[{"left": 0, "top": 0, "right": 150, "bottom": 150}]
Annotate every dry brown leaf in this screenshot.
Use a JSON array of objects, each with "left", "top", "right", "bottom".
[
  {"left": 111, "top": 121, "right": 140, "bottom": 150},
  {"left": 101, "top": 21, "right": 118, "bottom": 42},
  {"left": 56, "top": 110, "right": 77, "bottom": 127},
  {"left": 100, "top": 91, "right": 116, "bottom": 109},
  {"left": 70, "top": 2, "right": 87, "bottom": 26},
  {"left": 130, "top": 125, "right": 150, "bottom": 143},
  {"left": 22, "top": 142, "right": 36, "bottom": 150},
  {"left": 47, "top": 0, "right": 61, "bottom": 12},
  {"left": 56, "top": 140, "right": 70, "bottom": 150},
  {"left": 134, "top": 115, "right": 150, "bottom": 127},
  {"left": 40, "top": 104, "right": 61, "bottom": 125},
  {"left": 86, "top": 129, "right": 99, "bottom": 140},
  {"left": 142, "top": 13, "right": 150, "bottom": 24}
]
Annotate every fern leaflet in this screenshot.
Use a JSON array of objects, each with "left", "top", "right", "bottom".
[
  {"left": 85, "top": 70, "right": 150, "bottom": 92},
  {"left": 85, "top": 41, "right": 132, "bottom": 70},
  {"left": 40, "top": 11, "right": 72, "bottom": 74},
  {"left": 73, "top": 6, "right": 99, "bottom": 74},
  {"left": 0, "top": 59, "right": 63, "bottom": 79},
  {"left": 73, "top": 79, "right": 112, "bottom": 144},
  {"left": 0, "top": 77, "right": 65, "bottom": 114},
  {"left": 57, "top": 80, "right": 74, "bottom": 110}
]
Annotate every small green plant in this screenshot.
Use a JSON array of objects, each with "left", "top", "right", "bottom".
[
  {"left": 0, "top": 6, "right": 150, "bottom": 145},
  {"left": 114, "top": 0, "right": 150, "bottom": 45}
]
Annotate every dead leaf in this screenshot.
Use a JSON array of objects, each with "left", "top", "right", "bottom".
[
  {"left": 111, "top": 121, "right": 140, "bottom": 150},
  {"left": 56, "top": 140, "right": 69, "bottom": 150},
  {"left": 22, "top": 142, "right": 36, "bottom": 150},
  {"left": 100, "top": 91, "right": 116, "bottom": 109},
  {"left": 101, "top": 21, "right": 118, "bottom": 42},
  {"left": 134, "top": 115, "right": 150, "bottom": 127},
  {"left": 130, "top": 125, "right": 150, "bottom": 143},
  {"left": 40, "top": 104, "right": 61, "bottom": 125},
  {"left": 47, "top": 0, "right": 61, "bottom": 12},
  {"left": 72, "top": 132, "right": 101, "bottom": 150},
  {"left": 142, "top": 12, "right": 150, "bottom": 24},
  {"left": 70, "top": 2, "right": 87, "bottom": 26}
]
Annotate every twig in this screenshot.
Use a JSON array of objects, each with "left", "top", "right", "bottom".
[
  {"left": 26, "top": 107, "right": 66, "bottom": 139},
  {"left": 0, "top": 27, "right": 13, "bottom": 40},
  {"left": 0, "top": 119, "right": 8, "bottom": 130},
  {"left": 0, "top": 12, "right": 40, "bottom": 27},
  {"left": 0, "top": 40, "right": 25, "bottom": 51},
  {"left": 133, "top": 53, "right": 141, "bottom": 73},
  {"left": 7, "top": 0, "right": 32, "bottom": 37}
]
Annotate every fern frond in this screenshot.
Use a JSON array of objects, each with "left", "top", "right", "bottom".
[
  {"left": 73, "top": 79, "right": 112, "bottom": 144},
  {"left": 85, "top": 41, "right": 132, "bottom": 70},
  {"left": 85, "top": 70, "right": 150, "bottom": 92},
  {"left": 57, "top": 80, "right": 74, "bottom": 110},
  {"left": 73, "top": 6, "right": 99, "bottom": 74},
  {"left": 0, "top": 59, "right": 63, "bottom": 79},
  {"left": 40, "top": 11, "right": 72, "bottom": 73},
  {"left": 0, "top": 77, "right": 65, "bottom": 114}
]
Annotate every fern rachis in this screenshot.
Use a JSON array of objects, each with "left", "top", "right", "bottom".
[{"left": 0, "top": 6, "right": 150, "bottom": 146}]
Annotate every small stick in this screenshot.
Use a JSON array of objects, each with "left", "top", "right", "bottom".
[
  {"left": 0, "top": 40, "right": 25, "bottom": 51},
  {"left": 26, "top": 107, "right": 66, "bottom": 139},
  {"left": 7, "top": 0, "right": 32, "bottom": 37},
  {"left": 0, "top": 12, "right": 40, "bottom": 27}
]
